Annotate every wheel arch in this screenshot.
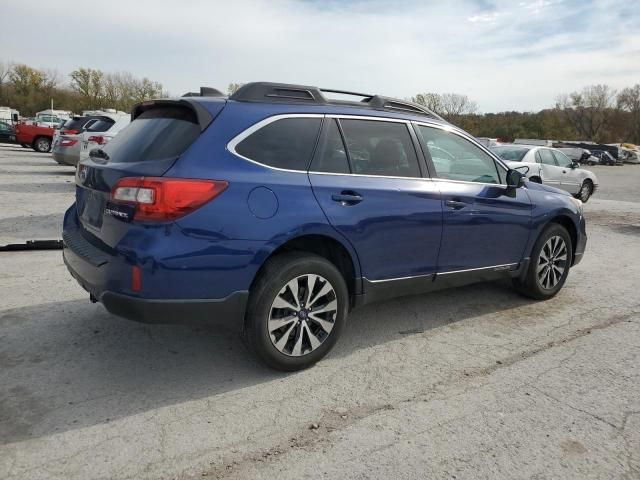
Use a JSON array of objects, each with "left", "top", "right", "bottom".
[
  {"left": 251, "top": 231, "right": 362, "bottom": 304},
  {"left": 548, "top": 215, "right": 578, "bottom": 265}
]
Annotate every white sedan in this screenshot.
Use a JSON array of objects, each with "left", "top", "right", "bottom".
[{"left": 491, "top": 145, "right": 598, "bottom": 202}]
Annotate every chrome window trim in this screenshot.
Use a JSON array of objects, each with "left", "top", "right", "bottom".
[
  {"left": 227, "top": 112, "right": 435, "bottom": 179},
  {"left": 226, "top": 113, "right": 325, "bottom": 174}
]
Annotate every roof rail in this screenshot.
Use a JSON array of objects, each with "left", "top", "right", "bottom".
[{"left": 229, "top": 82, "right": 443, "bottom": 120}]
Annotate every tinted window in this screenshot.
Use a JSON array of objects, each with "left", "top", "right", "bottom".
[
  {"left": 101, "top": 106, "right": 200, "bottom": 163},
  {"left": 551, "top": 150, "right": 572, "bottom": 167},
  {"left": 0, "top": 122, "right": 10, "bottom": 132},
  {"left": 236, "top": 118, "right": 321, "bottom": 170},
  {"left": 87, "top": 119, "right": 115, "bottom": 132},
  {"left": 491, "top": 146, "right": 529, "bottom": 162},
  {"left": 537, "top": 149, "right": 558, "bottom": 166},
  {"left": 311, "top": 119, "right": 350, "bottom": 174},
  {"left": 418, "top": 126, "right": 502, "bottom": 184},
  {"left": 339, "top": 119, "right": 420, "bottom": 177}
]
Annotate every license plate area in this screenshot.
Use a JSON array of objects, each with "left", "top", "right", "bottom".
[{"left": 80, "top": 189, "right": 105, "bottom": 229}]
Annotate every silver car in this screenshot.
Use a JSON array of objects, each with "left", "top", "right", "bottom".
[
  {"left": 491, "top": 145, "right": 598, "bottom": 202},
  {"left": 52, "top": 115, "right": 115, "bottom": 166}
]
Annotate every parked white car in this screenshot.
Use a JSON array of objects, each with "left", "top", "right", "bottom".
[
  {"left": 77, "top": 112, "right": 130, "bottom": 164},
  {"left": 491, "top": 145, "right": 598, "bottom": 202}
]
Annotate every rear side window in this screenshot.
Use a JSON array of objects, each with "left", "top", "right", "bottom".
[
  {"left": 537, "top": 149, "right": 558, "bottom": 166},
  {"left": 311, "top": 119, "right": 350, "bottom": 174},
  {"left": 339, "top": 119, "right": 420, "bottom": 177},
  {"left": 101, "top": 107, "right": 199, "bottom": 163},
  {"left": 235, "top": 117, "right": 321, "bottom": 170}
]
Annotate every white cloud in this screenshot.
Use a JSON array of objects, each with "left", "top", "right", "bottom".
[{"left": 0, "top": 0, "right": 638, "bottom": 112}]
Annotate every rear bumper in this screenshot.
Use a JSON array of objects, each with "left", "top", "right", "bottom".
[
  {"left": 52, "top": 149, "right": 79, "bottom": 166},
  {"left": 64, "top": 248, "right": 248, "bottom": 332}
]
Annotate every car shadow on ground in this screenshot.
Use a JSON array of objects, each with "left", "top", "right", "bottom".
[{"left": 0, "top": 280, "right": 533, "bottom": 445}]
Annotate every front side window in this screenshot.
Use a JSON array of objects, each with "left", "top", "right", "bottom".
[
  {"left": 537, "top": 149, "right": 558, "bottom": 166},
  {"left": 311, "top": 119, "right": 350, "bottom": 174},
  {"left": 417, "top": 125, "right": 502, "bottom": 184},
  {"left": 338, "top": 119, "right": 420, "bottom": 177},
  {"left": 235, "top": 117, "right": 322, "bottom": 171}
]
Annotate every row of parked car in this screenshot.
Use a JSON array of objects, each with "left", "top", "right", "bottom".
[{"left": 0, "top": 109, "right": 130, "bottom": 166}]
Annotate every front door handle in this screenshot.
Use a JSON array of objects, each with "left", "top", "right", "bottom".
[
  {"left": 332, "top": 191, "right": 363, "bottom": 205},
  {"left": 445, "top": 199, "right": 467, "bottom": 210}
]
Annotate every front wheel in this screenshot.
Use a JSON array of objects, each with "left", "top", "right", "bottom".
[
  {"left": 244, "top": 252, "right": 349, "bottom": 371},
  {"left": 513, "top": 223, "right": 573, "bottom": 300}
]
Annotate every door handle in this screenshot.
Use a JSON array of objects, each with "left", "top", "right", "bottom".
[
  {"left": 445, "top": 200, "right": 467, "bottom": 210},
  {"left": 332, "top": 191, "right": 363, "bottom": 205}
]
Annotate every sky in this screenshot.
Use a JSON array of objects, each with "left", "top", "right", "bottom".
[{"left": 1, "top": 0, "right": 639, "bottom": 113}]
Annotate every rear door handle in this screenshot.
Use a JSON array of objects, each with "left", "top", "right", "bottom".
[
  {"left": 332, "top": 191, "right": 363, "bottom": 205},
  {"left": 445, "top": 200, "right": 467, "bottom": 210}
]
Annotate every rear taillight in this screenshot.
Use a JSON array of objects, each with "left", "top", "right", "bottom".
[
  {"left": 60, "top": 139, "right": 78, "bottom": 147},
  {"left": 62, "top": 129, "right": 79, "bottom": 135},
  {"left": 110, "top": 177, "right": 228, "bottom": 222},
  {"left": 87, "top": 135, "right": 105, "bottom": 145}
]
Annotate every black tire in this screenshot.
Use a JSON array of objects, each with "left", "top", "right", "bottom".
[
  {"left": 588, "top": 161, "right": 596, "bottom": 166},
  {"left": 32, "top": 137, "right": 52, "bottom": 153},
  {"left": 244, "top": 251, "right": 349, "bottom": 371},
  {"left": 513, "top": 223, "right": 573, "bottom": 300},
  {"left": 577, "top": 180, "right": 593, "bottom": 202}
]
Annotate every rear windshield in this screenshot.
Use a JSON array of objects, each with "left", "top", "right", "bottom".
[
  {"left": 491, "top": 146, "right": 529, "bottom": 162},
  {"left": 86, "top": 118, "right": 115, "bottom": 132},
  {"left": 100, "top": 107, "right": 200, "bottom": 163},
  {"left": 63, "top": 117, "right": 87, "bottom": 130}
]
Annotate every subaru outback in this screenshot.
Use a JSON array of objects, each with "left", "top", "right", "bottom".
[{"left": 63, "top": 82, "right": 587, "bottom": 371}]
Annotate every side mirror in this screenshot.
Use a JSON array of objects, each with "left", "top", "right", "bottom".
[
  {"left": 570, "top": 162, "right": 579, "bottom": 169},
  {"left": 506, "top": 169, "right": 524, "bottom": 188}
]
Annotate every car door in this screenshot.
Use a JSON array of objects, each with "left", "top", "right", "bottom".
[
  {"left": 535, "top": 148, "right": 567, "bottom": 191},
  {"left": 414, "top": 124, "right": 531, "bottom": 272},
  {"left": 551, "top": 150, "right": 581, "bottom": 194},
  {"left": 308, "top": 117, "right": 443, "bottom": 285}
]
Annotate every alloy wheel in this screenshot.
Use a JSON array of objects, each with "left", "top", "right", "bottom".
[
  {"left": 536, "top": 235, "right": 567, "bottom": 289},
  {"left": 268, "top": 274, "right": 338, "bottom": 357}
]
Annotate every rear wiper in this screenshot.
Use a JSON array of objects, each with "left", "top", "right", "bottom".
[{"left": 89, "top": 148, "right": 110, "bottom": 161}]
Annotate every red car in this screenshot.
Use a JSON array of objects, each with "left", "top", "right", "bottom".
[{"left": 14, "top": 123, "right": 56, "bottom": 153}]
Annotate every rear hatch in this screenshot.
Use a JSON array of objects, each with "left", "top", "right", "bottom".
[{"left": 75, "top": 99, "right": 224, "bottom": 247}]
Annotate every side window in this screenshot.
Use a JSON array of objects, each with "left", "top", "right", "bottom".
[
  {"left": 339, "top": 119, "right": 421, "bottom": 178},
  {"left": 417, "top": 125, "right": 502, "bottom": 184},
  {"left": 311, "top": 119, "right": 350, "bottom": 174},
  {"left": 551, "top": 150, "right": 572, "bottom": 167},
  {"left": 235, "top": 117, "right": 322, "bottom": 171},
  {"left": 538, "top": 149, "right": 558, "bottom": 166}
]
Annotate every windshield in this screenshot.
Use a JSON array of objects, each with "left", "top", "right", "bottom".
[{"left": 491, "top": 146, "right": 529, "bottom": 162}]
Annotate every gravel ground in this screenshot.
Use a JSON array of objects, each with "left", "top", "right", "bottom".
[{"left": 0, "top": 143, "right": 639, "bottom": 479}]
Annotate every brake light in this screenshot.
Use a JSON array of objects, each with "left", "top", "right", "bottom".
[
  {"left": 111, "top": 177, "right": 228, "bottom": 221},
  {"left": 62, "top": 129, "right": 79, "bottom": 135},
  {"left": 88, "top": 135, "right": 105, "bottom": 145},
  {"left": 60, "top": 139, "right": 78, "bottom": 147}
]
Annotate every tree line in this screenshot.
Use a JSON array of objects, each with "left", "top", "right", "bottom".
[
  {"left": 413, "top": 85, "right": 640, "bottom": 144},
  {"left": 0, "top": 60, "right": 165, "bottom": 117},
  {"left": 1, "top": 60, "right": 638, "bottom": 144}
]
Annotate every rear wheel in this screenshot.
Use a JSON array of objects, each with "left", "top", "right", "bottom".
[
  {"left": 577, "top": 180, "right": 593, "bottom": 202},
  {"left": 513, "top": 223, "right": 572, "bottom": 300},
  {"left": 244, "top": 252, "right": 349, "bottom": 371},
  {"left": 33, "top": 137, "right": 51, "bottom": 153}
]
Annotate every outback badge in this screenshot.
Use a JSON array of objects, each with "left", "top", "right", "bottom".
[{"left": 104, "top": 202, "right": 135, "bottom": 222}]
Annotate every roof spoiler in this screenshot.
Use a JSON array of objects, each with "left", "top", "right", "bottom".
[{"left": 130, "top": 99, "right": 215, "bottom": 132}]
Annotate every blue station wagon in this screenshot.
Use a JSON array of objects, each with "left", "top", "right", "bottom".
[{"left": 63, "top": 82, "right": 587, "bottom": 371}]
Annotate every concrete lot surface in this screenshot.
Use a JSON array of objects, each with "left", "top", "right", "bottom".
[{"left": 0, "top": 144, "right": 639, "bottom": 479}]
